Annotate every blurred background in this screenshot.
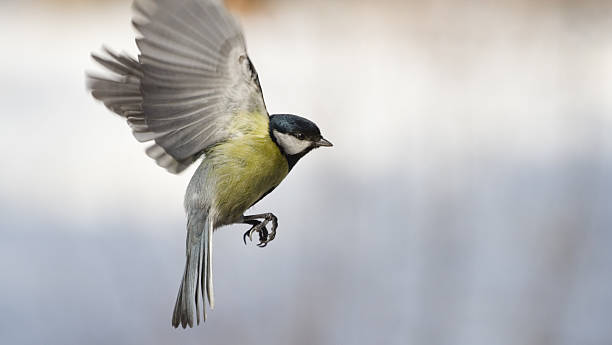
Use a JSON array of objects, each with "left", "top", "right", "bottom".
[{"left": 1, "top": 0, "right": 612, "bottom": 344}]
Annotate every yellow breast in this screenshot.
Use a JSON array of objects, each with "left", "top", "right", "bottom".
[{"left": 205, "top": 112, "right": 289, "bottom": 224}]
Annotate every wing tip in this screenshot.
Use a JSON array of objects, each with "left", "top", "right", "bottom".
[{"left": 146, "top": 144, "right": 192, "bottom": 174}]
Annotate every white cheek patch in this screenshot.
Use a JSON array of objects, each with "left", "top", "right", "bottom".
[{"left": 273, "top": 130, "right": 312, "bottom": 155}]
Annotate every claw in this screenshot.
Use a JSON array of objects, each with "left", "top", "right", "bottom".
[
  {"left": 257, "top": 226, "right": 269, "bottom": 247},
  {"left": 242, "top": 213, "right": 278, "bottom": 247},
  {"left": 259, "top": 227, "right": 268, "bottom": 242},
  {"left": 243, "top": 222, "right": 258, "bottom": 245},
  {"left": 243, "top": 231, "right": 249, "bottom": 245},
  {"left": 243, "top": 221, "right": 269, "bottom": 247}
]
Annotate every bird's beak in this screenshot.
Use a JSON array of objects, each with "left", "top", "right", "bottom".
[{"left": 316, "top": 137, "right": 333, "bottom": 147}]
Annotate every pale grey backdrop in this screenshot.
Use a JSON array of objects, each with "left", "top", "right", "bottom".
[{"left": 1, "top": 0, "right": 611, "bottom": 344}]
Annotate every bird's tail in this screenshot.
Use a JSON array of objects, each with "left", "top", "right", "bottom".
[{"left": 172, "top": 211, "right": 215, "bottom": 328}]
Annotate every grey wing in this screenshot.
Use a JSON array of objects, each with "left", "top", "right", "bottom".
[{"left": 87, "top": 0, "right": 267, "bottom": 173}]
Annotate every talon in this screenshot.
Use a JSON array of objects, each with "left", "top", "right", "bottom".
[
  {"left": 242, "top": 220, "right": 271, "bottom": 247},
  {"left": 243, "top": 230, "right": 249, "bottom": 245},
  {"left": 258, "top": 226, "right": 268, "bottom": 243},
  {"left": 248, "top": 229, "right": 254, "bottom": 242},
  {"left": 243, "top": 221, "right": 261, "bottom": 245},
  {"left": 242, "top": 213, "right": 278, "bottom": 247}
]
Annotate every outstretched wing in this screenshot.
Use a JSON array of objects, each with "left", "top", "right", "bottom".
[{"left": 87, "top": 0, "right": 267, "bottom": 173}]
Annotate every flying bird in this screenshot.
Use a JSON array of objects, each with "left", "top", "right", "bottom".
[{"left": 87, "top": 0, "right": 332, "bottom": 328}]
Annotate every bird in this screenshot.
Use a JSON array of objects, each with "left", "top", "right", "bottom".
[{"left": 86, "top": 0, "right": 332, "bottom": 329}]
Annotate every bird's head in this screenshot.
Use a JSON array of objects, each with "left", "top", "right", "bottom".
[{"left": 269, "top": 114, "right": 332, "bottom": 168}]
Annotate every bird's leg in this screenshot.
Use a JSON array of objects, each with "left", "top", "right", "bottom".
[{"left": 241, "top": 213, "right": 278, "bottom": 247}]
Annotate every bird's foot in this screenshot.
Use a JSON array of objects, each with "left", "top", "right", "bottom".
[
  {"left": 243, "top": 221, "right": 269, "bottom": 247},
  {"left": 242, "top": 213, "right": 278, "bottom": 247}
]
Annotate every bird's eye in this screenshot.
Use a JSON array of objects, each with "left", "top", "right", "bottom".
[{"left": 296, "top": 133, "right": 305, "bottom": 140}]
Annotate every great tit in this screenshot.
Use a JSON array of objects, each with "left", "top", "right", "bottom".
[{"left": 87, "top": 0, "right": 332, "bottom": 329}]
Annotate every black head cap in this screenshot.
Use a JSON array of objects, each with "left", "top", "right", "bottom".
[{"left": 269, "top": 114, "right": 322, "bottom": 141}]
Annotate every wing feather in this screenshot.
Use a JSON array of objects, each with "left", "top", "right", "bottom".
[{"left": 86, "top": 0, "right": 267, "bottom": 173}]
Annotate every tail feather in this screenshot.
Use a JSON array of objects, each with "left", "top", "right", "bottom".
[
  {"left": 172, "top": 212, "right": 214, "bottom": 328},
  {"left": 206, "top": 219, "right": 214, "bottom": 310}
]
